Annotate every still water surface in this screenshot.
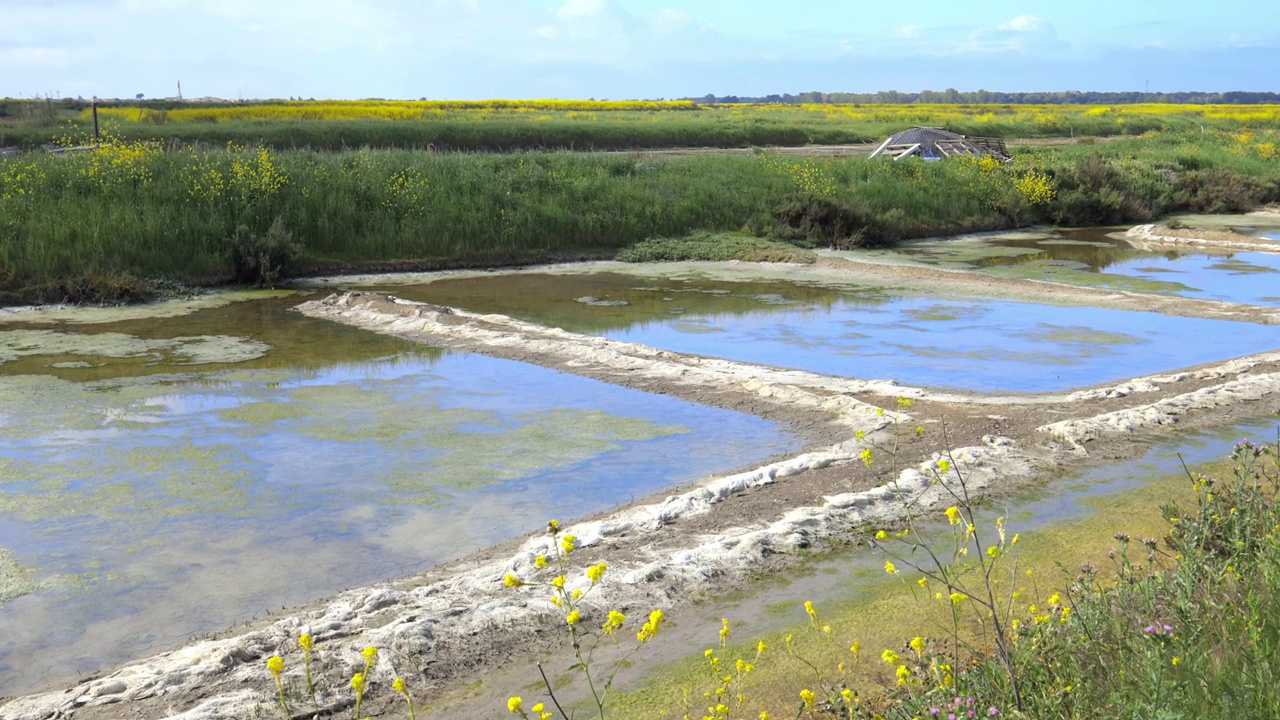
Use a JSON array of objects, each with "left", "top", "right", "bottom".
[
  {"left": 389, "top": 272, "right": 1280, "bottom": 393},
  {"left": 0, "top": 296, "right": 799, "bottom": 694}
]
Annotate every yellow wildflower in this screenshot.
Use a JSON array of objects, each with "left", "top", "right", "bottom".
[
  {"left": 850, "top": 641, "right": 861, "bottom": 653},
  {"left": 875, "top": 530, "right": 888, "bottom": 540},
  {"left": 508, "top": 696, "right": 524, "bottom": 713},
  {"left": 944, "top": 506, "right": 961, "bottom": 525},
  {"left": 602, "top": 609, "right": 626, "bottom": 634},
  {"left": 885, "top": 561, "right": 898, "bottom": 574},
  {"left": 298, "top": 633, "right": 313, "bottom": 652},
  {"left": 551, "top": 575, "right": 566, "bottom": 589},
  {"left": 266, "top": 655, "right": 284, "bottom": 676},
  {"left": 637, "top": 609, "right": 664, "bottom": 642},
  {"left": 950, "top": 592, "right": 965, "bottom": 605},
  {"left": 586, "top": 562, "right": 607, "bottom": 583},
  {"left": 351, "top": 672, "right": 366, "bottom": 694},
  {"left": 910, "top": 636, "right": 925, "bottom": 654},
  {"left": 534, "top": 555, "right": 549, "bottom": 568},
  {"left": 547, "top": 519, "right": 560, "bottom": 533},
  {"left": 882, "top": 649, "right": 900, "bottom": 664},
  {"left": 800, "top": 689, "right": 815, "bottom": 707},
  {"left": 566, "top": 610, "right": 581, "bottom": 625},
  {"left": 361, "top": 646, "right": 378, "bottom": 664},
  {"left": 503, "top": 573, "right": 524, "bottom": 588},
  {"left": 804, "top": 601, "right": 817, "bottom": 619},
  {"left": 561, "top": 534, "right": 577, "bottom": 553},
  {"left": 393, "top": 677, "right": 407, "bottom": 694}
]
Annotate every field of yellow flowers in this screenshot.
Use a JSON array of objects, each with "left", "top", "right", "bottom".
[{"left": 3, "top": 99, "right": 1278, "bottom": 152}]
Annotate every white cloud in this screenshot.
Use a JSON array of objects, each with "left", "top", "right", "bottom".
[{"left": 998, "top": 15, "right": 1047, "bottom": 32}]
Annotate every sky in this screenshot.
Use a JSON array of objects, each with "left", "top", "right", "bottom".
[{"left": 2, "top": 0, "right": 1277, "bottom": 100}]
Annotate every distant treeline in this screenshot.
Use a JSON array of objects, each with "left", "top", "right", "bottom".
[{"left": 692, "top": 90, "right": 1280, "bottom": 105}]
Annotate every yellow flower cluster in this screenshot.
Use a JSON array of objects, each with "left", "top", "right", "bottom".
[{"left": 1013, "top": 169, "right": 1057, "bottom": 205}]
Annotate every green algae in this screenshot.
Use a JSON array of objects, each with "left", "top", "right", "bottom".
[
  {"left": 0, "top": 289, "right": 297, "bottom": 326},
  {"left": 903, "top": 304, "right": 991, "bottom": 323},
  {"left": 0, "top": 548, "right": 52, "bottom": 606},
  {"left": 887, "top": 343, "right": 1075, "bottom": 365},
  {"left": 1206, "top": 260, "right": 1280, "bottom": 275},
  {"left": 0, "top": 441, "right": 258, "bottom": 525},
  {"left": 0, "top": 329, "right": 271, "bottom": 367},
  {"left": 982, "top": 264, "right": 1198, "bottom": 296},
  {"left": 1014, "top": 324, "right": 1144, "bottom": 346}
]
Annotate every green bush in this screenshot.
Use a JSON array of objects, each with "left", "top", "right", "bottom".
[
  {"left": 224, "top": 216, "right": 300, "bottom": 287},
  {"left": 1172, "top": 168, "right": 1279, "bottom": 214}
]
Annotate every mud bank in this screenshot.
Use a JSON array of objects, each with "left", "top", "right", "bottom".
[{"left": 8, "top": 286, "right": 1280, "bottom": 720}]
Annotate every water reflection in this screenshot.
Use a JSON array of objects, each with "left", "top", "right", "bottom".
[
  {"left": 0, "top": 296, "right": 800, "bottom": 695},
  {"left": 395, "top": 272, "right": 1280, "bottom": 393}
]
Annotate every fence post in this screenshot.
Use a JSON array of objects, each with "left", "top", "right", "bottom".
[{"left": 92, "top": 99, "right": 100, "bottom": 143}]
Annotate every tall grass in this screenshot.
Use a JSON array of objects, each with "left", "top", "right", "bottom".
[{"left": 1, "top": 130, "right": 1277, "bottom": 304}]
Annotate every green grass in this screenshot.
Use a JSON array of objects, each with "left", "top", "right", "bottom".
[{"left": 0, "top": 130, "right": 1277, "bottom": 304}]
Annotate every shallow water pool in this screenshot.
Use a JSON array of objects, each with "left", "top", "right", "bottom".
[
  {"left": 387, "top": 272, "right": 1280, "bottom": 393},
  {"left": 858, "top": 230, "right": 1280, "bottom": 305},
  {"left": 0, "top": 298, "right": 800, "bottom": 695}
]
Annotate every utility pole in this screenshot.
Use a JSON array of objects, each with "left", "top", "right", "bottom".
[{"left": 177, "top": 79, "right": 183, "bottom": 100}]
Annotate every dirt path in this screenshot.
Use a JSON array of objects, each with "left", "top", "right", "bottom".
[{"left": 6, "top": 227, "right": 1280, "bottom": 720}]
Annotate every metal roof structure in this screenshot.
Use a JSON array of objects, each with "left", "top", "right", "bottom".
[{"left": 869, "top": 126, "right": 1011, "bottom": 162}]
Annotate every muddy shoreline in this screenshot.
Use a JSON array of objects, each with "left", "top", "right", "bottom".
[{"left": 5, "top": 225, "right": 1280, "bottom": 720}]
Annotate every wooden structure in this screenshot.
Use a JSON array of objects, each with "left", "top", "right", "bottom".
[{"left": 869, "top": 127, "right": 1010, "bottom": 162}]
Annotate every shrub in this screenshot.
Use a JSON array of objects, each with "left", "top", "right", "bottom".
[
  {"left": 1172, "top": 168, "right": 1279, "bottom": 214},
  {"left": 224, "top": 216, "right": 300, "bottom": 287},
  {"left": 772, "top": 195, "right": 902, "bottom": 249}
]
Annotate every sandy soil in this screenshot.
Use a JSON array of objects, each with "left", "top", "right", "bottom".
[{"left": 5, "top": 225, "right": 1280, "bottom": 720}]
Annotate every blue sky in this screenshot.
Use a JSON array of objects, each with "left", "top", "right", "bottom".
[{"left": 2, "top": 0, "right": 1276, "bottom": 100}]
